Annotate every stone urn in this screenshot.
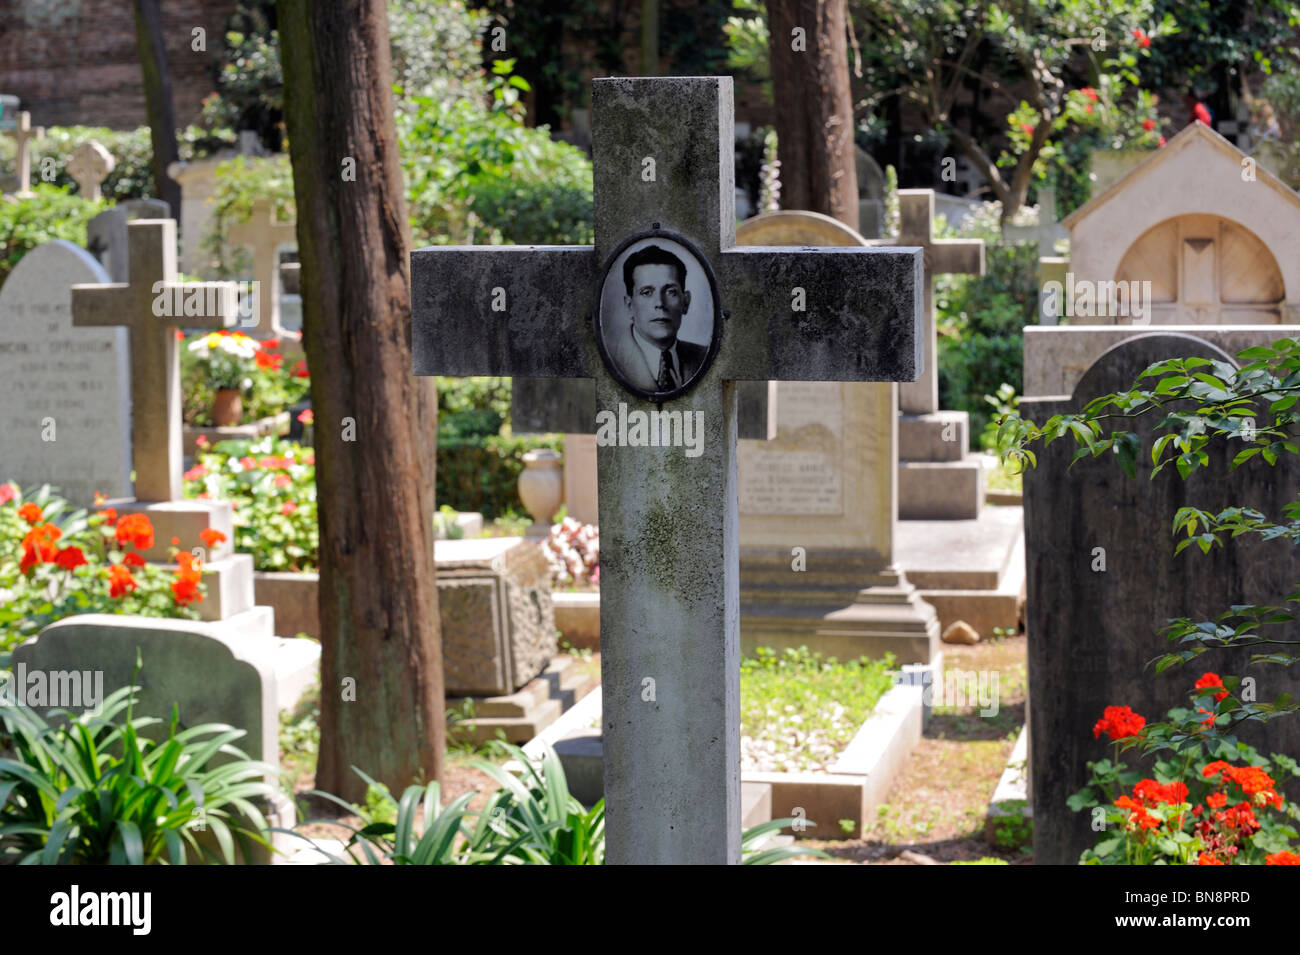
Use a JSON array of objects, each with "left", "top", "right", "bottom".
[
  {"left": 211, "top": 388, "right": 243, "bottom": 427},
  {"left": 518, "top": 449, "right": 563, "bottom": 538}
]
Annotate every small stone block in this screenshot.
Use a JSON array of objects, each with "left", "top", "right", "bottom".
[{"left": 941, "top": 620, "right": 980, "bottom": 645}]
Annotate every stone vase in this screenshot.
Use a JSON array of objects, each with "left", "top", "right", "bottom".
[
  {"left": 211, "top": 388, "right": 243, "bottom": 427},
  {"left": 518, "top": 449, "right": 563, "bottom": 538}
]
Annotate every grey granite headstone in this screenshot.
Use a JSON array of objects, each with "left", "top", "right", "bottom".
[
  {"left": 86, "top": 198, "right": 171, "bottom": 283},
  {"left": 411, "top": 76, "right": 923, "bottom": 864},
  {"left": 1023, "top": 332, "right": 1300, "bottom": 864},
  {"left": 0, "top": 240, "right": 131, "bottom": 504}
]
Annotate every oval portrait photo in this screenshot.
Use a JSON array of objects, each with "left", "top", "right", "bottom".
[{"left": 595, "top": 233, "right": 720, "bottom": 401}]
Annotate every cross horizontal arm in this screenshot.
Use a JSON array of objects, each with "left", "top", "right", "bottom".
[
  {"left": 717, "top": 246, "right": 924, "bottom": 382},
  {"left": 411, "top": 246, "right": 598, "bottom": 378},
  {"left": 930, "top": 238, "right": 984, "bottom": 276},
  {"left": 69, "top": 284, "right": 131, "bottom": 326}
]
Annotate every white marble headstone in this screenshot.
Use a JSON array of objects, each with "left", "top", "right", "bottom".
[{"left": 0, "top": 241, "right": 131, "bottom": 504}]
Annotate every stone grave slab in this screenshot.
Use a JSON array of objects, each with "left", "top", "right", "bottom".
[{"left": 86, "top": 198, "right": 171, "bottom": 283}]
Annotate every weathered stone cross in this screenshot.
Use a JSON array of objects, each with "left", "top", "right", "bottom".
[
  {"left": 879, "top": 190, "right": 984, "bottom": 415},
  {"left": 411, "top": 77, "right": 923, "bottom": 865},
  {"left": 228, "top": 198, "right": 298, "bottom": 337},
  {"left": 67, "top": 140, "right": 115, "bottom": 201},
  {"left": 72, "top": 219, "right": 237, "bottom": 502},
  {"left": 8, "top": 111, "right": 43, "bottom": 196}
]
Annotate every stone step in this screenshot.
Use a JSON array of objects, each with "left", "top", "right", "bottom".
[
  {"left": 898, "top": 459, "right": 985, "bottom": 520},
  {"left": 741, "top": 781, "right": 773, "bottom": 830},
  {"left": 899, "top": 410, "right": 969, "bottom": 462},
  {"left": 453, "top": 699, "right": 564, "bottom": 744}
]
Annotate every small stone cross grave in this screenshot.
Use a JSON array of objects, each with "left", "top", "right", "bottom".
[
  {"left": 67, "top": 140, "right": 115, "bottom": 201},
  {"left": 411, "top": 77, "right": 924, "bottom": 864},
  {"left": 71, "top": 219, "right": 238, "bottom": 502},
  {"left": 227, "top": 198, "right": 298, "bottom": 337},
  {"left": 880, "top": 190, "right": 984, "bottom": 415},
  {"left": 7, "top": 111, "right": 44, "bottom": 195}
]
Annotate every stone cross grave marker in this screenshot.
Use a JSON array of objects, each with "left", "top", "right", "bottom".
[
  {"left": 67, "top": 140, "right": 114, "bottom": 200},
  {"left": 411, "top": 77, "right": 923, "bottom": 864},
  {"left": 87, "top": 198, "right": 171, "bottom": 283},
  {"left": 227, "top": 198, "right": 297, "bottom": 337},
  {"left": 7, "top": 111, "right": 43, "bottom": 195},
  {"left": 72, "top": 219, "right": 237, "bottom": 502},
  {"left": 878, "top": 190, "right": 983, "bottom": 415},
  {"left": 1002, "top": 185, "right": 1068, "bottom": 257}
]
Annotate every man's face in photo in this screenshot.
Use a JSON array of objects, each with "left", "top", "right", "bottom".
[{"left": 626, "top": 262, "right": 690, "bottom": 347}]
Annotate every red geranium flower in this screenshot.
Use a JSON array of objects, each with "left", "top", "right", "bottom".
[
  {"left": 18, "top": 502, "right": 43, "bottom": 524},
  {"left": 281, "top": 501, "right": 298, "bottom": 516},
  {"left": 1081, "top": 87, "right": 1098, "bottom": 101},
  {"left": 297, "top": 409, "right": 314, "bottom": 425},
  {"left": 172, "top": 552, "right": 204, "bottom": 606},
  {"left": 293, "top": 360, "right": 310, "bottom": 379},
  {"left": 1133, "top": 28, "right": 1150, "bottom": 48},
  {"left": 108, "top": 563, "right": 137, "bottom": 598},
  {"left": 55, "top": 546, "right": 87, "bottom": 571},
  {"left": 1197, "top": 852, "right": 1225, "bottom": 865},
  {"left": 183, "top": 464, "right": 209, "bottom": 482},
  {"left": 1142, "top": 118, "right": 1156, "bottom": 131},
  {"left": 274, "top": 474, "right": 292, "bottom": 488},
  {"left": 1093, "top": 705, "right": 1146, "bottom": 741},
  {"left": 0, "top": 483, "right": 17, "bottom": 505},
  {"left": 1206, "top": 792, "right": 1227, "bottom": 809},
  {"left": 1195, "top": 672, "right": 1229, "bottom": 702},
  {"left": 115, "top": 513, "right": 155, "bottom": 551},
  {"left": 1267, "top": 851, "right": 1300, "bottom": 865},
  {"left": 123, "top": 552, "right": 146, "bottom": 568},
  {"left": 199, "top": 528, "right": 227, "bottom": 548},
  {"left": 20, "top": 524, "right": 62, "bottom": 573}
]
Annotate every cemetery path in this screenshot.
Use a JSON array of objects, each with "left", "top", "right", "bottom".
[{"left": 802, "top": 634, "right": 1031, "bottom": 865}]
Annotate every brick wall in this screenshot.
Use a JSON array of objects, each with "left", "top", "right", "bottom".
[{"left": 0, "top": 0, "right": 238, "bottom": 129}]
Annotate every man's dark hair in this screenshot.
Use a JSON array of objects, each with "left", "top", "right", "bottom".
[{"left": 622, "top": 244, "right": 687, "bottom": 296}]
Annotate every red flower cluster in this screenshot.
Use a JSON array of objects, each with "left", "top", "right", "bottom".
[
  {"left": 1194, "top": 672, "right": 1229, "bottom": 703},
  {"left": 20, "top": 523, "right": 62, "bottom": 573},
  {"left": 172, "top": 552, "right": 204, "bottom": 606},
  {"left": 1093, "top": 705, "right": 1145, "bottom": 741},
  {"left": 0, "top": 483, "right": 17, "bottom": 505},
  {"left": 115, "top": 513, "right": 155, "bottom": 552},
  {"left": 1080, "top": 87, "right": 1098, "bottom": 102},
  {"left": 55, "top": 546, "right": 87, "bottom": 571},
  {"left": 108, "top": 563, "right": 137, "bottom": 598},
  {"left": 18, "top": 502, "right": 43, "bottom": 524},
  {"left": 183, "top": 464, "right": 209, "bottom": 482},
  {"left": 199, "top": 528, "right": 227, "bottom": 549},
  {"left": 293, "top": 360, "right": 310, "bottom": 379},
  {"left": 1133, "top": 28, "right": 1150, "bottom": 48},
  {"left": 254, "top": 348, "right": 284, "bottom": 371},
  {"left": 1267, "top": 851, "right": 1300, "bottom": 865},
  {"left": 1142, "top": 118, "right": 1156, "bottom": 131}
]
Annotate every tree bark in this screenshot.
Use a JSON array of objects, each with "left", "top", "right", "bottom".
[
  {"left": 765, "top": 0, "right": 859, "bottom": 230},
  {"left": 132, "top": 0, "right": 182, "bottom": 217},
  {"left": 279, "top": 0, "right": 444, "bottom": 801}
]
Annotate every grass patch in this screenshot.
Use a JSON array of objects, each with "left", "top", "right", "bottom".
[{"left": 740, "top": 646, "right": 896, "bottom": 773}]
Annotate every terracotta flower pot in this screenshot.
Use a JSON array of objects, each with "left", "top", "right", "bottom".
[{"left": 211, "top": 388, "right": 243, "bottom": 427}]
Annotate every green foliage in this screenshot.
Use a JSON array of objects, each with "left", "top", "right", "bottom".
[
  {"left": 198, "top": 1, "right": 284, "bottom": 151},
  {"left": 0, "top": 675, "right": 277, "bottom": 864},
  {"left": 740, "top": 646, "right": 896, "bottom": 772},
  {"left": 182, "top": 436, "right": 317, "bottom": 572},
  {"left": 980, "top": 383, "right": 1021, "bottom": 454},
  {"left": 398, "top": 78, "right": 594, "bottom": 247},
  {"left": 937, "top": 240, "right": 1037, "bottom": 445},
  {"left": 14, "top": 125, "right": 233, "bottom": 202},
  {"left": 438, "top": 429, "right": 562, "bottom": 520},
  {"left": 0, "top": 185, "right": 106, "bottom": 285},
  {"left": 952, "top": 857, "right": 1011, "bottom": 865},
  {"left": 990, "top": 800, "right": 1033, "bottom": 852},
  {"left": 290, "top": 742, "right": 825, "bottom": 865},
  {"left": 0, "top": 486, "right": 202, "bottom": 654},
  {"left": 389, "top": 0, "right": 490, "bottom": 101},
  {"left": 201, "top": 155, "right": 297, "bottom": 279}
]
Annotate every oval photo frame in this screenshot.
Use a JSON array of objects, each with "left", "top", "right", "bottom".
[{"left": 593, "top": 229, "right": 723, "bottom": 402}]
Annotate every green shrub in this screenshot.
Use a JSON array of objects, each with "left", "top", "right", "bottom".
[
  {"left": 201, "top": 155, "right": 297, "bottom": 278},
  {"left": 437, "top": 431, "right": 562, "bottom": 520},
  {"left": 937, "top": 241, "right": 1038, "bottom": 445},
  {"left": 0, "top": 185, "right": 106, "bottom": 284},
  {"left": 12, "top": 125, "right": 233, "bottom": 202},
  {"left": 0, "top": 677, "right": 277, "bottom": 864}
]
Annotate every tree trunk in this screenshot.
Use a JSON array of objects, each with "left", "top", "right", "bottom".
[
  {"left": 132, "top": 0, "right": 182, "bottom": 217},
  {"left": 279, "top": 0, "right": 444, "bottom": 802},
  {"left": 765, "top": 0, "right": 859, "bottom": 230}
]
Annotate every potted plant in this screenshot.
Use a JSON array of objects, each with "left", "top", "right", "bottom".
[{"left": 187, "top": 330, "right": 259, "bottom": 426}]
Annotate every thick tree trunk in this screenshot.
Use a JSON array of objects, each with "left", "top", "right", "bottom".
[
  {"left": 279, "top": 0, "right": 444, "bottom": 801},
  {"left": 765, "top": 0, "right": 859, "bottom": 229},
  {"left": 132, "top": 0, "right": 182, "bottom": 217}
]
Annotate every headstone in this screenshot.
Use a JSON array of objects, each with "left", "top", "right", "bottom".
[
  {"left": 437, "top": 537, "right": 557, "bottom": 696},
  {"left": 873, "top": 190, "right": 986, "bottom": 520},
  {"left": 167, "top": 153, "right": 234, "bottom": 275},
  {"left": 0, "top": 241, "right": 131, "bottom": 504},
  {"left": 13, "top": 614, "right": 320, "bottom": 860},
  {"left": 854, "top": 146, "right": 885, "bottom": 239},
  {"left": 411, "top": 76, "right": 923, "bottom": 864},
  {"left": 86, "top": 198, "right": 171, "bottom": 283},
  {"left": 227, "top": 198, "right": 298, "bottom": 338},
  {"left": 1002, "top": 186, "right": 1067, "bottom": 256},
  {"left": 1022, "top": 332, "right": 1300, "bottom": 864},
  {"left": 6, "top": 111, "right": 43, "bottom": 196},
  {"left": 734, "top": 210, "right": 941, "bottom": 665},
  {"left": 71, "top": 219, "right": 237, "bottom": 504},
  {"left": 67, "top": 140, "right": 114, "bottom": 200}
]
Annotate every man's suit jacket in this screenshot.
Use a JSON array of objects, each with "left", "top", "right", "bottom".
[{"left": 606, "top": 323, "right": 709, "bottom": 393}]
